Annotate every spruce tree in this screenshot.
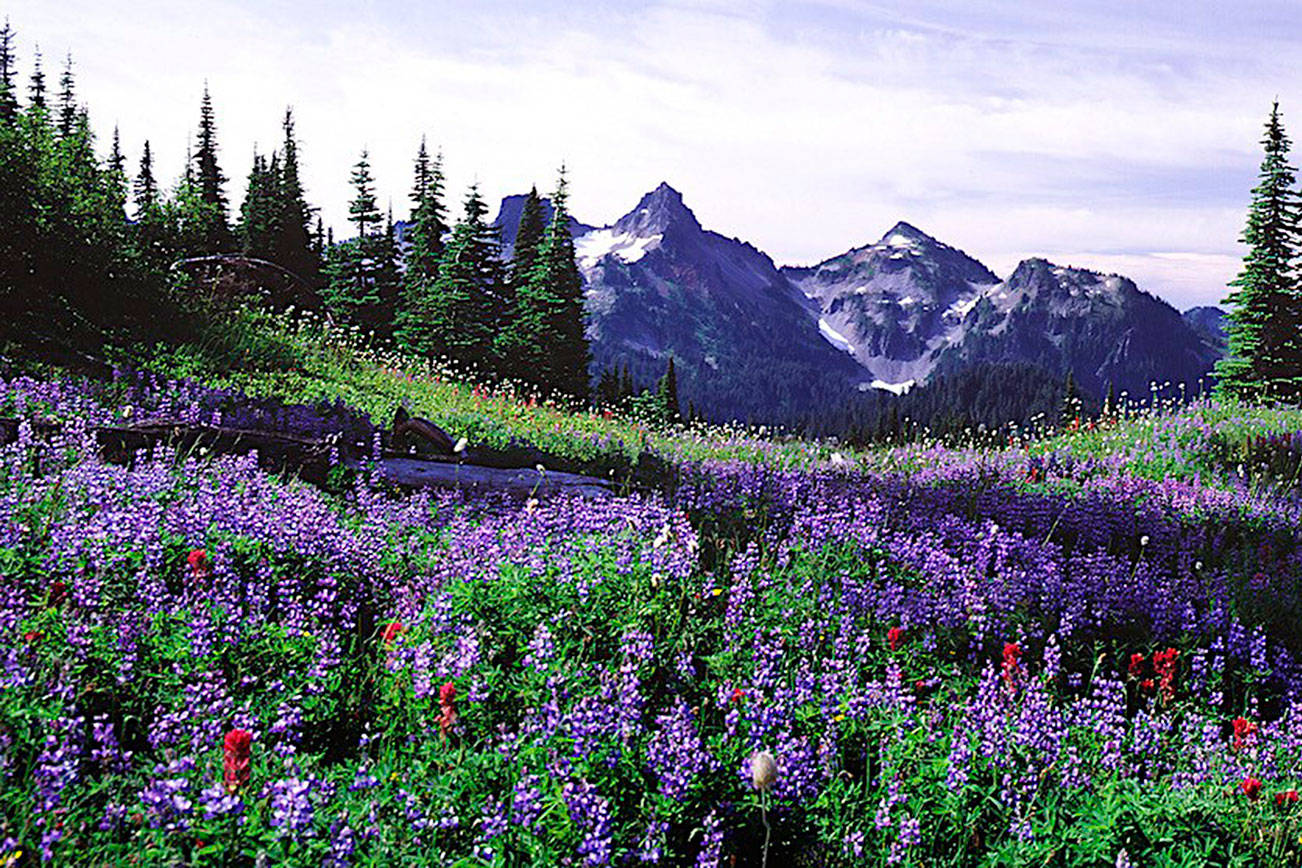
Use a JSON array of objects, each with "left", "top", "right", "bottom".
[
  {"left": 423, "top": 184, "right": 503, "bottom": 369},
  {"left": 133, "top": 140, "right": 158, "bottom": 216},
  {"left": 238, "top": 150, "right": 280, "bottom": 260},
  {"left": 1216, "top": 100, "right": 1302, "bottom": 399},
  {"left": 56, "top": 54, "right": 75, "bottom": 139},
  {"left": 272, "top": 108, "right": 319, "bottom": 284},
  {"left": 27, "top": 47, "right": 43, "bottom": 111},
  {"left": 131, "top": 139, "right": 170, "bottom": 273},
  {"left": 656, "top": 356, "right": 680, "bottom": 421},
  {"left": 0, "top": 20, "right": 18, "bottom": 124},
  {"left": 106, "top": 125, "right": 127, "bottom": 219},
  {"left": 323, "top": 150, "right": 385, "bottom": 330},
  {"left": 506, "top": 167, "right": 590, "bottom": 396},
  {"left": 189, "top": 84, "right": 233, "bottom": 253},
  {"left": 394, "top": 139, "right": 448, "bottom": 354},
  {"left": 347, "top": 149, "right": 380, "bottom": 238},
  {"left": 374, "top": 204, "right": 402, "bottom": 336},
  {"left": 511, "top": 186, "right": 546, "bottom": 289}
]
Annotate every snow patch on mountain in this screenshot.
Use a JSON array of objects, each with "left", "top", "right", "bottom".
[
  {"left": 870, "top": 379, "right": 916, "bottom": 395},
  {"left": 574, "top": 229, "right": 663, "bottom": 267},
  {"left": 818, "top": 317, "right": 856, "bottom": 354}
]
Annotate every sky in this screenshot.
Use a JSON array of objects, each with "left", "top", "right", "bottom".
[{"left": 6, "top": 0, "right": 1300, "bottom": 309}]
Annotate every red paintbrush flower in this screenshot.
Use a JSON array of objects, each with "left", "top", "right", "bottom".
[
  {"left": 1153, "top": 647, "right": 1179, "bottom": 704},
  {"left": 730, "top": 687, "right": 745, "bottom": 704},
  {"left": 187, "top": 548, "right": 210, "bottom": 579},
  {"left": 1127, "top": 653, "right": 1145, "bottom": 679},
  {"left": 887, "top": 627, "right": 904, "bottom": 652},
  {"left": 1276, "top": 789, "right": 1299, "bottom": 808},
  {"left": 1001, "top": 642, "right": 1022, "bottom": 690},
  {"left": 1241, "top": 776, "right": 1263, "bottom": 801},
  {"left": 438, "top": 681, "right": 458, "bottom": 737},
  {"left": 1232, "top": 717, "right": 1257, "bottom": 751},
  {"left": 223, "top": 729, "right": 252, "bottom": 793}
]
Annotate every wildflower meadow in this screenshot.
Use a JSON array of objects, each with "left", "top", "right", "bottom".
[{"left": 1, "top": 372, "right": 1302, "bottom": 866}]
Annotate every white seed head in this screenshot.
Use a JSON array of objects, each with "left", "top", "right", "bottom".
[{"left": 750, "top": 750, "right": 778, "bottom": 792}]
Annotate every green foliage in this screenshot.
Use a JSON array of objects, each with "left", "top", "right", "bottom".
[
  {"left": 1217, "top": 101, "right": 1302, "bottom": 401},
  {"left": 498, "top": 168, "right": 591, "bottom": 399},
  {"left": 188, "top": 84, "right": 234, "bottom": 254},
  {"left": 394, "top": 138, "right": 449, "bottom": 355},
  {"left": 322, "top": 151, "right": 396, "bottom": 335},
  {"left": 418, "top": 184, "right": 505, "bottom": 372},
  {"left": 239, "top": 151, "right": 280, "bottom": 260},
  {"left": 271, "top": 108, "right": 321, "bottom": 286}
]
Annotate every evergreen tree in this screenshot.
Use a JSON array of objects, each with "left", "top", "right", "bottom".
[
  {"left": 620, "top": 363, "right": 634, "bottom": 400},
  {"left": 501, "top": 167, "right": 590, "bottom": 396},
  {"left": 56, "top": 53, "right": 75, "bottom": 139},
  {"left": 323, "top": 150, "right": 386, "bottom": 330},
  {"left": 133, "top": 139, "right": 158, "bottom": 216},
  {"left": 394, "top": 139, "right": 448, "bottom": 354},
  {"left": 238, "top": 150, "right": 280, "bottom": 260},
  {"left": 1216, "top": 100, "right": 1302, "bottom": 399},
  {"left": 511, "top": 186, "right": 546, "bottom": 289},
  {"left": 131, "top": 139, "right": 170, "bottom": 274},
  {"left": 271, "top": 108, "right": 319, "bottom": 284},
  {"left": 348, "top": 149, "right": 380, "bottom": 238},
  {"left": 420, "top": 184, "right": 504, "bottom": 368},
  {"left": 27, "top": 46, "right": 43, "bottom": 111},
  {"left": 105, "top": 124, "right": 127, "bottom": 218},
  {"left": 312, "top": 216, "right": 325, "bottom": 260},
  {"left": 0, "top": 19, "right": 18, "bottom": 124},
  {"left": 1060, "top": 369, "right": 1080, "bottom": 425},
  {"left": 189, "top": 84, "right": 233, "bottom": 253},
  {"left": 656, "top": 356, "right": 680, "bottom": 421},
  {"left": 374, "top": 204, "right": 402, "bottom": 336},
  {"left": 595, "top": 366, "right": 620, "bottom": 406}
]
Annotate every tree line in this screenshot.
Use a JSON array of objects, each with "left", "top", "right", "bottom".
[{"left": 0, "top": 20, "right": 589, "bottom": 399}]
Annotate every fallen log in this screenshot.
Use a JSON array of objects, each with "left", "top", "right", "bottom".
[
  {"left": 374, "top": 458, "right": 613, "bottom": 499},
  {"left": 0, "top": 417, "right": 616, "bottom": 498}
]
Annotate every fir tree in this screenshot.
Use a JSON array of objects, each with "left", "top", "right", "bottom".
[
  {"left": 1216, "top": 100, "right": 1302, "bottom": 399},
  {"left": 189, "top": 84, "right": 233, "bottom": 253},
  {"left": 133, "top": 140, "right": 158, "bottom": 216},
  {"left": 56, "top": 53, "right": 75, "bottom": 139},
  {"left": 394, "top": 139, "right": 449, "bottom": 354},
  {"left": 501, "top": 167, "right": 590, "bottom": 396},
  {"left": 423, "top": 184, "right": 503, "bottom": 369},
  {"left": 511, "top": 186, "right": 546, "bottom": 289},
  {"left": 374, "top": 204, "right": 403, "bottom": 336},
  {"left": 238, "top": 150, "right": 280, "bottom": 260},
  {"left": 348, "top": 149, "right": 380, "bottom": 238},
  {"left": 595, "top": 366, "right": 619, "bottom": 406},
  {"left": 323, "top": 150, "right": 385, "bottom": 330},
  {"left": 656, "top": 356, "right": 680, "bottom": 421},
  {"left": 27, "top": 46, "right": 43, "bottom": 111},
  {"left": 272, "top": 108, "right": 319, "bottom": 284},
  {"left": 106, "top": 125, "right": 127, "bottom": 218},
  {"left": 0, "top": 19, "right": 18, "bottom": 124},
  {"left": 131, "top": 138, "right": 169, "bottom": 273}
]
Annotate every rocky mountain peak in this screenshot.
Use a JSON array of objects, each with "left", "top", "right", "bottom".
[{"left": 613, "top": 182, "right": 701, "bottom": 236}]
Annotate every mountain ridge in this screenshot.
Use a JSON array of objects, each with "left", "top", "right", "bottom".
[{"left": 490, "top": 183, "right": 1224, "bottom": 421}]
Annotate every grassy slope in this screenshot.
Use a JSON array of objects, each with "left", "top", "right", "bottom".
[{"left": 133, "top": 305, "right": 1302, "bottom": 496}]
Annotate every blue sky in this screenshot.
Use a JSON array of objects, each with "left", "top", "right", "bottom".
[{"left": 7, "top": 0, "right": 1300, "bottom": 308}]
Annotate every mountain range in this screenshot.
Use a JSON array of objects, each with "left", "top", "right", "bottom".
[{"left": 492, "top": 183, "right": 1224, "bottom": 424}]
